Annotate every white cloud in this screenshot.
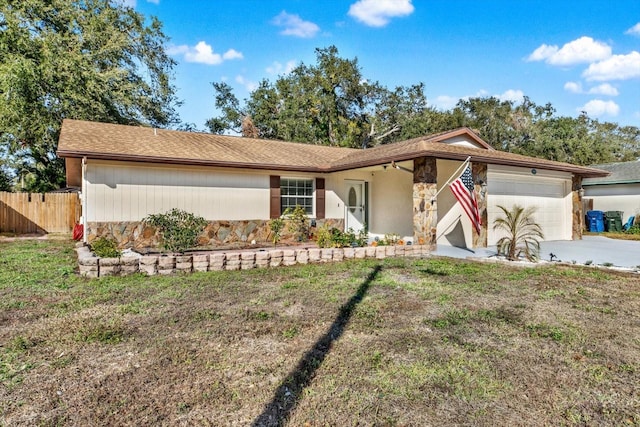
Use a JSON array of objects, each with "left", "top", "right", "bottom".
[
  {"left": 564, "top": 81, "right": 583, "bottom": 93},
  {"left": 115, "top": 0, "right": 158, "bottom": 6},
  {"left": 579, "top": 99, "right": 620, "bottom": 117},
  {"left": 271, "top": 11, "right": 320, "bottom": 38},
  {"left": 588, "top": 83, "right": 619, "bottom": 96},
  {"left": 582, "top": 51, "right": 640, "bottom": 81},
  {"left": 166, "top": 45, "right": 188, "bottom": 55},
  {"left": 564, "top": 81, "right": 619, "bottom": 96},
  {"left": 167, "top": 41, "right": 243, "bottom": 65},
  {"left": 527, "top": 36, "right": 612, "bottom": 66},
  {"left": 223, "top": 49, "right": 243, "bottom": 60},
  {"left": 527, "top": 44, "right": 558, "bottom": 62},
  {"left": 348, "top": 0, "right": 414, "bottom": 27},
  {"left": 431, "top": 95, "right": 459, "bottom": 110},
  {"left": 625, "top": 22, "right": 640, "bottom": 36},
  {"left": 496, "top": 89, "right": 524, "bottom": 103},
  {"left": 266, "top": 60, "right": 297, "bottom": 75},
  {"left": 235, "top": 75, "right": 258, "bottom": 92}
]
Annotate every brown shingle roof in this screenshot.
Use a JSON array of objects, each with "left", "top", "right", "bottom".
[
  {"left": 58, "top": 119, "right": 356, "bottom": 171},
  {"left": 329, "top": 133, "right": 608, "bottom": 177},
  {"left": 57, "top": 119, "right": 608, "bottom": 177}
]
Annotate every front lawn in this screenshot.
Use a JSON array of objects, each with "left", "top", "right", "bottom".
[
  {"left": 1, "top": 239, "right": 638, "bottom": 426},
  {"left": 586, "top": 231, "right": 640, "bottom": 241}
]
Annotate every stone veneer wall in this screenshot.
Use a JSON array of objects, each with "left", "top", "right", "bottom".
[
  {"left": 572, "top": 175, "right": 583, "bottom": 240},
  {"left": 472, "top": 162, "right": 488, "bottom": 248},
  {"left": 413, "top": 157, "right": 438, "bottom": 250},
  {"left": 76, "top": 243, "right": 433, "bottom": 278},
  {"left": 87, "top": 218, "right": 344, "bottom": 250}
]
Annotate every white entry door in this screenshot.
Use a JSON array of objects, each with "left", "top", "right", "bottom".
[{"left": 345, "top": 180, "right": 366, "bottom": 233}]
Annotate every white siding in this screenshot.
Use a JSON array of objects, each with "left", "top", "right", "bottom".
[
  {"left": 84, "top": 160, "right": 384, "bottom": 224},
  {"left": 487, "top": 165, "right": 572, "bottom": 245},
  {"left": 85, "top": 161, "right": 270, "bottom": 221},
  {"left": 440, "top": 135, "right": 486, "bottom": 149},
  {"left": 584, "top": 184, "right": 640, "bottom": 219}
]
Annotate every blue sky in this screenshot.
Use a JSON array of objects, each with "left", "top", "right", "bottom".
[{"left": 126, "top": 0, "right": 640, "bottom": 130}]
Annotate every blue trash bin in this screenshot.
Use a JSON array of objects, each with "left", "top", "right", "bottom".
[{"left": 586, "top": 210, "right": 604, "bottom": 232}]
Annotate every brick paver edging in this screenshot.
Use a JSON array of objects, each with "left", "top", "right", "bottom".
[{"left": 76, "top": 244, "right": 431, "bottom": 278}]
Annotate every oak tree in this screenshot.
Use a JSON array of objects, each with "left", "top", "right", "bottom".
[{"left": 0, "top": 0, "right": 180, "bottom": 191}]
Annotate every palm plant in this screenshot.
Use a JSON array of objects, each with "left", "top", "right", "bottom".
[{"left": 493, "top": 205, "right": 544, "bottom": 261}]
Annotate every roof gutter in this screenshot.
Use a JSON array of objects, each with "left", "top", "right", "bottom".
[
  {"left": 57, "top": 150, "right": 331, "bottom": 173},
  {"left": 583, "top": 179, "right": 640, "bottom": 186},
  {"left": 328, "top": 151, "right": 609, "bottom": 178},
  {"left": 57, "top": 148, "right": 610, "bottom": 178}
]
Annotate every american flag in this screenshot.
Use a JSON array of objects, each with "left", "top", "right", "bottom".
[{"left": 449, "top": 164, "right": 481, "bottom": 233}]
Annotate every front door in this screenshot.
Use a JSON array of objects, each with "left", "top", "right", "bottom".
[{"left": 345, "top": 180, "right": 366, "bottom": 233}]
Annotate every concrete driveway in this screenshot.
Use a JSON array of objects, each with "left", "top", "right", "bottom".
[{"left": 433, "top": 235, "right": 640, "bottom": 270}]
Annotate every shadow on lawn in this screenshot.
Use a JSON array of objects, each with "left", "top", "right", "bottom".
[{"left": 252, "top": 265, "right": 382, "bottom": 427}]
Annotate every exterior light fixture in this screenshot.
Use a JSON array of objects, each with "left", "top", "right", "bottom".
[
  {"left": 476, "top": 179, "right": 488, "bottom": 198},
  {"left": 390, "top": 161, "right": 413, "bottom": 173}
]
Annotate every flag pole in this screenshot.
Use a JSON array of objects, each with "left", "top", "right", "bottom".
[{"left": 431, "top": 156, "right": 471, "bottom": 201}]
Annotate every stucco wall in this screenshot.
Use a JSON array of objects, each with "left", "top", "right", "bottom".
[
  {"left": 369, "top": 165, "right": 413, "bottom": 239},
  {"left": 324, "top": 169, "right": 373, "bottom": 220},
  {"left": 437, "top": 159, "right": 474, "bottom": 248}
]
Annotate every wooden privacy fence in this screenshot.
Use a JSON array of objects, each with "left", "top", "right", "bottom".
[{"left": 0, "top": 192, "right": 82, "bottom": 234}]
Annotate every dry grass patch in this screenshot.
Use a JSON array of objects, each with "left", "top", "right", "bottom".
[{"left": 1, "top": 239, "right": 639, "bottom": 426}]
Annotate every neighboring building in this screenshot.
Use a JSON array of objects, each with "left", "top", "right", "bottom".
[
  {"left": 57, "top": 119, "right": 607, "bottom": 250},
  {"left": 583, "top": 161, "right": 640, "bottom": 221}
]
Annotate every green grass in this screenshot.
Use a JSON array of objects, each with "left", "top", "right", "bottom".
[{"left": 0, "top": 239, "right": 639, "bottom": 426}]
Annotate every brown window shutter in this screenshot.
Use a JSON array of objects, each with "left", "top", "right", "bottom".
[
  {"left": 316, "top": 178, "right": 325, "bottom": 219},
  {"left": 270, "top": 175, "right": 281, "bottom": 219}
]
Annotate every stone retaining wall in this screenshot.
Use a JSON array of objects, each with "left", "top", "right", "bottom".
[{"left": 76, "top": 244, "right": 430, "bottom": 278}]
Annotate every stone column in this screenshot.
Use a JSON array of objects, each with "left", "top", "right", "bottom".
[
  {"left": 472, "top": 162, "right": 488, "bottom": 248},
  {"left": 413, "top": 157, "right": 438, "bottom": 250},
  {"left": 572, "top": 175, "right": 583, "bottom": 240}
]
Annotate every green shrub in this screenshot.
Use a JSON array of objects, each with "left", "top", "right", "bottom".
[
  {"left": 625, "top": 224, "right": 640, "bottom": 235},
  {"left": 269, "top": 217, "right": 285, "bottom": 246},
  {"left": 316, "top": 225, "right": 368, "bottom": 248},
  {"left": 143, "top": 208, "right": 207, "bottom": 253},
  {"left": 284, "top": 205, "right": 309, "bottom": 242},
  {"left": 316, "top": 225, "right": 332, "bottom": 248},
  {"left": 373, "top": 233, "right": 401, "bottom": 246},
  {"left": 90, "top": 237, "right": 120, "bottom": 258}
]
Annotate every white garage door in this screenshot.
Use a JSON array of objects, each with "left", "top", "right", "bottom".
[{"left": 487, "top": 169, "right": 572, "bottom": 245}]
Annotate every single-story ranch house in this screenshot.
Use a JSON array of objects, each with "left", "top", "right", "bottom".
[
  {"left": 583, "top": 161, "right": 640, "bottom": 222},
  {"left": 57, "top": 119, "right": 608, "bottom": 251}
]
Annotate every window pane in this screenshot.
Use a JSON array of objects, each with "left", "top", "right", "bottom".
[{"left": 280, "top": 178, "right": 313, "bottom": 215}]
